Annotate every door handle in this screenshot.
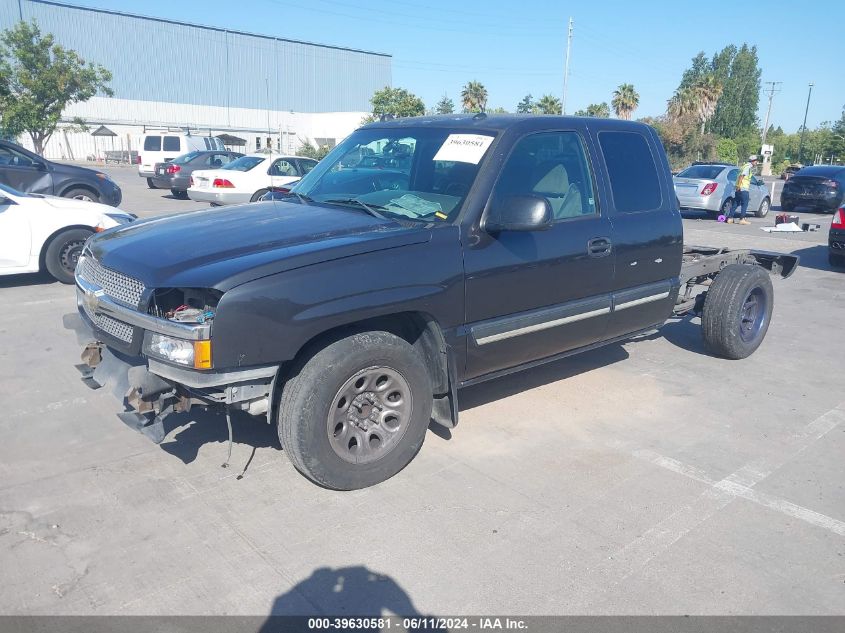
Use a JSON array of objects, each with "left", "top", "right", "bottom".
[{"left": 587, "top": 237, "right": 612, "bottom": 257}]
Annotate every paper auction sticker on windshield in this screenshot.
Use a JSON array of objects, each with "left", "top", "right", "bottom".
[{"left": 433, "top": 134, "right": 494, "bottom": 164}]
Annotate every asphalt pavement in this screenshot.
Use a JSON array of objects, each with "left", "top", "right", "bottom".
[{"left": 0, "top": 168, "right": 842, "bottom": 616}]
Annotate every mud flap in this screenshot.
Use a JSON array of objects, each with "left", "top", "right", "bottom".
[{"left": 117, "top": 411, "right": 167, "bottom": 444}]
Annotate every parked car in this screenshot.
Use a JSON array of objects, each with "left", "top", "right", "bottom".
[
  {"left": 151, "top": 150, "right": 244, "bottom": 198},
  {"left": 138, "top": 132, "right": 226, "bottom": 189},
  {"left": 0, "top": 183, "right": 134, "bottom": 283},
  {"left": 69, "top": 115, "right": 798, "bottom": 490},
  {"left": 187, "top": 154, "right": 317, "bottom": 205},
  {"left": 829, "top": 206, "right": 845, "bottom": 268},
  {"left": 780, "top": 165, "right": 845, "bottom": 213},
  {"left": 674, "top": 162, "right": 770, "bottom": 218},
  {"left": 0, "top": 139, "right": 122, "bottom": 206},
  {"left": 780, "top": 164, "right": 802, "bottom": 180}
]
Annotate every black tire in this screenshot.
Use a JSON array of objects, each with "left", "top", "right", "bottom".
[
  {"left": 278, "top": 331, "right": 433, "bottom": 490},
  {"left": 720, "top": 198, "right": 733, "bottom": 216},
  {"left": 250, "top": 188, "right": 269, "bottom": 202},
  {"left": 755, "top": 197, "right": 770, "bottom": 218},
  {"left": 146, "top": 178, "right": 157, "bottom": 189},
  {"left": 781, "top": 200, "right": 794, "bottom": 212},
  {"left": 63, "top": 187, "right": 99, "bottom": 203},
  {"left": 830, "top": 252, "right": 845, "bottom": 268},
  {"left": 701, "top": 264, "right": 774, "bottom": 359},
  {"left": 170, "top": 188, "right": 188, "bottom": 199},
  {"left": 44, "top": 228, "right": 92, "bottom": 284}
]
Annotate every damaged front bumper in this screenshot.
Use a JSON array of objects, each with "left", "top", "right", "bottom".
[{"left": 64, "top": 312, "right": 278, "bottom": 444}]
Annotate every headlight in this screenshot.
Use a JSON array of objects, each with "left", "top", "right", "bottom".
[
  {"left": 106, "top": 213, "right": 133, "bottom": 225},
  {"left": 143, "top": 333, "right": 212, "bottom": 369}
]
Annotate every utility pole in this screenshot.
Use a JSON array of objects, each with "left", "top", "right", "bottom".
[
  {"left": 562, "top": 17, "right": 573, "bottom": 115},
  {"left": 798, "top": 82, "right": 814, "bottom": 165},
  {"left": 760, "top": 81, "right": 781, "bottom": 147}
]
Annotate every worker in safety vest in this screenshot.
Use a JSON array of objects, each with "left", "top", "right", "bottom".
[{"left": 726, "top": 155, "right": 759, "bottom": 225}]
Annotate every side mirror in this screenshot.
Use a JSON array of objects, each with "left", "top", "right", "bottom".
[{"left": 484, "top": 194, "right": 552, "bottom": 233}]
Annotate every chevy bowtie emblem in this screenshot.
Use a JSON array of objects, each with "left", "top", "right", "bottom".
[{"left": 84, "top": 287, "right": 105, "bottom": 314}]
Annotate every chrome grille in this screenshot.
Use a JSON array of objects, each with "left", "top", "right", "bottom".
[
  {"left": 77, "top": 255, "right": 145, "bottom": 307},
  {"left": 89, "top": 311, "right": 134, "bottom": 343}
]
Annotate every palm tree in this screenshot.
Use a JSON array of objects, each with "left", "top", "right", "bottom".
[
  {"left": 534, "top": 94, "right": 562, "bottom": 115},
  {"left": 668, "top": 74, "right": 723, "bottom": 135},
  {"left": 611, "top": 83, "right": 639, "bottom": 120},
  {"left": 461, "top": 81, "right": 488, "bottom": 113}
]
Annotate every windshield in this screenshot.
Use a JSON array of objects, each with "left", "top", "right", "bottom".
[
  {"left": 293, "top": 127, "right": 497, "bottom": 222},
  {"left": 172, "top": 151, "right": 202, "bottom": 165},
  {"left": 223, "top": 156, "right": 265, "bottom": 172},
  {"left": 677, "top": 165, "right": 724, "bottom": 179}
]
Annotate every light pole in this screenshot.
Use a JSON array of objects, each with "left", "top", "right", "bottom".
[{"left": 797, "top": 82, "right": 814, "bottom": 165}]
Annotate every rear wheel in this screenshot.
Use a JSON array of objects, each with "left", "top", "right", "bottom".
[
  {"left": 701, "top": 264, "right": 773, "bottom": 359},
  {"left": 781, "top": 200, "right": 794, "bottom": 212},
  {"left": 830, "top": 252, "right": 845, "bottom": 268},
  {"left": 63, "top": 188, "right": 99, "bottom": 203},
  {"left": 170, "top": 188, "right": 188, "bottom": 199},
  {"left": 44, "top": 228, "right": 92, "bottom": 284},
  {"left": 277, "top": 331, "right": 432, "bottom": 490},
  {"left": 756, "top": 197, "right": 770, "bottom": 218},
  {"left": 250, "top": 188, "right": 269, "bottom": 202},
  {"left": 720, "top": 198, "right": 733, "bottom": 216},
  {"left": 146, "top": 178, "right": 157, "bottom": 189}
]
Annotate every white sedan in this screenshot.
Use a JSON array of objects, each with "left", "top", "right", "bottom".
[
  {"left": 187, "top": 153, "right": 317, "bottom": 206},
  {"left": 0, "top": 183, "right": 135, "bottom": 283}
]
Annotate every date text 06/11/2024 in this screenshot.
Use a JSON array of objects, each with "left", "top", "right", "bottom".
[{"left": 307, "top": 617, "right": 528, "bottom": 630}]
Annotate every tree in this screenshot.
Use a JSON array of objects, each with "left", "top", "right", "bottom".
[
  {"left": 611, "top": 84, "right": 639, "bottom": 120},
  {"left": 678, "top": 52, "right": 710, "bottom": 91},
  {"left": 0, "top": 20, "right": 113, "bottom": 155},
  {"left": 435, "top": 93, "right": 454, "bottom": 115},
  {"left": 574, "top": 102, "right": 610, "bottom": 118},
  {"left": 297, "top": 140, "right": 332, "bottom": 160},
  {"left": 708, "top": 44, "right": 761, "bottom": 138},
  {"left": 533, "top": 94, "right": 561, "bottom": 115},
  {"left": 461, "top": 80, "right": 488, "bottom": 113},
  {"left": 487, "top": 106, "right": 509, "bottom": 114},
  {"left": 668, "top": 73, "right": 723, "bottom": 134},
  {"left": 369, "top": 86, "right": 425, "bottom": 120},
  {"left": 716, "top": 138, "right": 738, "bottom": 164},
  {"left": 516, "top": 94, "right": 534, "bottom": 114}
]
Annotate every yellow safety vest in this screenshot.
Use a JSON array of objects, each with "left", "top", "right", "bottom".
[{"left": 736, "top": 163, "right": 753, "bottom": 191}]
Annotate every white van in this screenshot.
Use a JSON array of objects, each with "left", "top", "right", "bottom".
[{"left": 137, "top": 132, "right": 225, "bottom": 188}]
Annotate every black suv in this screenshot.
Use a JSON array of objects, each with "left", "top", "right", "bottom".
[{"left": 0, "top": 140, "right": 122, "bottom": 206}]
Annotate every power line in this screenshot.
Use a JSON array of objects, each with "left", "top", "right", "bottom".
[{"left": 760, "top": 81, "right": 782, "bottom": 147}]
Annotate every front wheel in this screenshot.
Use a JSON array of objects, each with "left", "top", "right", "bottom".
[
  {"left": 756, "top": 197, "right": 770, "bottom": 218},
  {"left": 277, "top": 331, "right": 432, "bottom": 490},
  {"left": 63, "top": 188, "right": 99, "bottom": 203},
  {"left": 701, "top": 264, "right": 774, "bottom": 359},
  {"left": 44, "top": 228, "right": 92, "bottom": 284}
]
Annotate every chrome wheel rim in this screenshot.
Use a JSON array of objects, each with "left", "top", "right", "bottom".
[
  {"left": 72, "top": 193, "right": 94, "bottom": 202},
  {"left": 327, "top": 366, "right": 412, "bottom": 464},
  {"left": 759, "top": 200, "right": 769, "bottom": 216}
]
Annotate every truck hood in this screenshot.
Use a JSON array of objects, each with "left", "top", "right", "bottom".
[{"left": 86, "top": 201, "right": 431, "bottom": 290}]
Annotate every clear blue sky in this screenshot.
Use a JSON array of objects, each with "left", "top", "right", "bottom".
[{"left": 67, "top": 0, "right": 843, "bottom": 131}]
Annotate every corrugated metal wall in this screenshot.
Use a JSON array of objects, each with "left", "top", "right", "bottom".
[{"left": 0, "top": 0, "right": 391, "bottom": 113}]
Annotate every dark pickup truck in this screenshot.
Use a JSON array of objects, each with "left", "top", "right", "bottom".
[{"left": 68, "top": 115, "right": 798, "bottom": 490}]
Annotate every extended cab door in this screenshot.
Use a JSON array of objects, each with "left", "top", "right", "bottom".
[
  {"left": 593, "top": 126, "right": 683, "bottom": 340},
  {"left": 462, "top": 130, "right": 614, "bottom": 380}
]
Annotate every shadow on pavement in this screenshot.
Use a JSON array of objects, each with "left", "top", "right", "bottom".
[
  {"left": 790, "top": 244, "right": 842, "bottom": 273},
  {"left": 159, "top": 407, "right": 280, "bottom": 465},
  {"left": 458, "top": 343, "right": 630, "bottom": 412},
  {"left": 258, "top": 566, "right": 443, "bottom": 627},
  {"left": 651, "top": 317, "right": 708, "bottom": 356},
  {"left": 0, "top": 271, "right": 58, "bottom": 288}
]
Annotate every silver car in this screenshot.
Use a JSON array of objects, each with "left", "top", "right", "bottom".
[{"left": 674, "top": 163, "right": 771, "bottom": 218}]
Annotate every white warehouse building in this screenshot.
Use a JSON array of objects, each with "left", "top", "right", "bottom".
[{"left": 0, "top": 0, "right": 392, "bottom": 160}]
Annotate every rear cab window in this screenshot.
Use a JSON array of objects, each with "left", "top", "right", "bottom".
[
  {"left": 143, "top": 136, "right": 161, "bottom": 151},
  {"left": 598, "top": 131, "right": 662, "bottom": 213},
  {"left": 163, "top": 136, "right": 180, "bottom": 152}
]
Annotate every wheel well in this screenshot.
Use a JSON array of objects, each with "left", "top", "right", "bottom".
[
  {"left": 59, "top": 183, "right": 97, "bottom": 198},
  {"left": 38, "top": 224, "right": 95, "bottom": 271},
  {"left": 287, "top": 312, "right": 450, "bottom": 395}
]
